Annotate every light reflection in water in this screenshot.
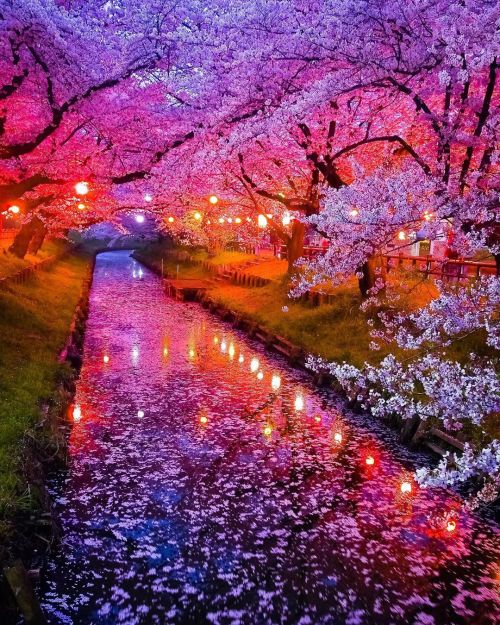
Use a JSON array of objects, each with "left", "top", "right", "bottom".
[{"left": 40, "top": 252, "right": 500, "bottom": 625}]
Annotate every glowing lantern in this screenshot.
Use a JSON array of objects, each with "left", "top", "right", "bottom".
[
  {"left": 250, "top": 357, "right": 259, "bottom": 373},
  {"left": 294, "top": 394, "right": 304, "bottom": 411},
  {"left": 209, "top": 195, "right": 218, "bottom": 204},
  {"left": 235, "top": 217, "right": 242, "bottom": 224},
  {"left": 238, "top": 354, "right": 244, "bottom": 363},
  {"left": 398, "top": 230, "right": 406, "bottom": 241},
  {"left": 73, "top": 405, "right": 82, "bottom": 422},
  {"left": 266, "top": 214, "right": 273, "bottom": 219},
  {"left": 135, "top": 214, "right": 145, "bottom": 223},
  {"left": 282, "top": 211, "right": 291, "bottom": 226},
  {"left": 314, "top": 414, "right": 322, "bottom": 423},
  {"left": 194, "top": 211, "right": 202, "bottom": 221},
  {"left": 446, "top": 520, "right": 457, "bottom": 533},
  {"left": 77, "top": 203, "right": 85, "bottom": 210},
  {"left": 257, "top": 214, "right": 268, "bottom": 228},
  {"left": 333, "top": 431, "right": 342, "bottom": 444},
  {"left": 207, "top": 220, "right": 211, "bottom": 225},
  {"left": 8, "top": 205, "right": 20, "bottom": 214},
  {"left": 400, "top": 481, "right": 412, "bottom": 494},
  {"left": 75, "top": 181, "right": 89, "bottom": 195},
  {"left": 227, "top": 217, "right": 233, "bottom": 224},
  {"left": 246, "top": 217, "right": 252, "bottom": 222},
  {"left": 213, "top": 336, "right": 219, "bottom": 344},
  {"left": 163, "top": 347, "right": 169, "bottom": 357},
  {"left": 137, "top": 410, "right": 144, "bottom": 418},
  {"left": 168, "top": 216, "right": 174, "bottom": 223},
  {"left": 271, "top": 374, "right": 281, "bottom": 391},
  {"left": 219, "top": 217, "right": 225, "bottom": 224},
  {"left": 365, "top": 455, "right": 375, "bottom": 466},
  {"left": 189, "top": 348, "right": 195, "bottom": 359},
  {"left": 200, "top": 414, "right": 208, "bottom": 424},
  {"left": 228, "top": 343, "right": 235, "bottom": 358},
  {"left": 349, "top": 209, "right": 359, "bottom": 217},
  {"left": 103, "top": 355, "right": 110, "bottom": 364},
  {"left": 263, "top": 425, "right": 273, "bottom": 437},
  {"left": 220, "top": 340, "right": 227, "bottom": 353},
  {"left": 257, "top": 370, "right": 264, "bottom": 380},
  {"left": 144, "top": 194, "right": 153, "bottom": 202}
]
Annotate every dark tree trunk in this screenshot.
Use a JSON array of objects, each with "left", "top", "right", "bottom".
[
  {"left": 9, "top": 215, "right": 45, "bottom": 258},
  {"left": 28, "top": 225, "right": 47, "bottom": 255},
  {"left": 286, "top": 220, "right": 306, "bottom": 273},
  {"left": 358, "top": 255, "right": 386, "bottom": 298}
]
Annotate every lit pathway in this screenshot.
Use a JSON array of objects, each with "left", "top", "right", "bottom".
[{"left": 41, "top": 251, "right": 499, "bottom": 625}]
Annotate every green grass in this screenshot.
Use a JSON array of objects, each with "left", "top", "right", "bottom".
[
  {"left": 0, "top": 238, "right": 69, "bottom": 280},
  {"left": 0, "top": 250, "right": 90, "bottom": 536}
]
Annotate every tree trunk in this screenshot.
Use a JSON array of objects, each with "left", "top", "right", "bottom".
[
  {"left": 9, "top": 215, "right": 45, "bottom": 258},
  {"left": 358, "top": 254, "right": 386, "bottom": 298},
  {"left": 28, "top": 225, "right": 47, "bottom": 255},
  {"left": 286, "top": 220, "right": 306, "bottom": 273}
]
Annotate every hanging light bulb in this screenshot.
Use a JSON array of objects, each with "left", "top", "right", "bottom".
[
  {"left": 271, "top": 374, "right": 281, "bottom": 391},
  {"left": 400, "top": 481, "right": 412, "bottom": 494},
  {"left": 250, "top": 357, "right": 259, "bottom": 373},
  {"left": 282, "top": 211, "right": 291, "bottom": 226},
  {"left": 144, "top": 194, "right": 153, "bottom": 202},
  {"left": 238, "top": 354, "right": 244, "bottom": 363},
  {"left": 228, "top": 342, "right": 235, "bottom": 358},
  {"left": 103, "top": 354, "right": 110, "bottom": 364},
  {"left": 8, "top": 205, "right": 20, "bottom": 214},
  {"left": 137, "top": 410, "right": 145, "bottom": 418},
  {"left": 73, "top": 405, "right": 82, "bottom": 422},
  {"left": 235, "top": 217, "right": 242, "bottom": 224},
  {"left": 294, "top": 394, "right": 304, "bottom": 411},
  {"left": 209, "top": 195, "right": 218, "bottom": 204},
  {"left": 398, "top": 230, "right": 406, "bottom": 241},
  {"left": 257, "top": 370, "right": 264, "bottom": 380},
  {"left": 77, "top": 203, "right": 86, "bottom": 210},
  {"left": 257, "top": 214, "right": 268, "bottom": 228},
  {"left": 135, "top": 214, "right": 145, "bottom": 223},
  {"left": 75, "top": 181, "right": 89, "bottom": 195},
  {"left": 365, "top": 455, "right": 375, "bottom": 466},
  {"left": 446, "top": 519, "right": 457, "bottom": 533},
  {"left": 219, "top": 217, "right": 225, "bottom": 224},
  {"left": 194, "top": 211, "right": 202, "bottom": 221},
  {"left": 168, "top": 216, "right": 174, "bottom": 223},
  {"left": 263, "top": 424, "right": 273, "bottom": 437},
  {"left": 333, "top": 431, "right": 342, "bottom": 444},
  {"left": 200, "top": 413, "right": 208, "bottom": 424},
  {"left": 220, "top": 340, "right": 227, "bottom": 353}
]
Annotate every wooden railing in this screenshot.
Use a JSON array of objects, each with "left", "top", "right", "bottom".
[{"left": 278, "top": 245, "right": 497, "bottom": 280}]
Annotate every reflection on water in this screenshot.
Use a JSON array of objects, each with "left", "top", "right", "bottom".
[{"left": 41, "top": 251, "right": 499, "bottom": 625}]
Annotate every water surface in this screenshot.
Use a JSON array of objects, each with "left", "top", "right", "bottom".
[{"left": 41, "top": 251, "right": 499, "bottom": 625}]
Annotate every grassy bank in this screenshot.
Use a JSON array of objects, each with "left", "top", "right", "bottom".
[
  {"left": 0, "top": 248, "right": 91, "bottom": 541},
  {"left": 0, "top": 239, "right": 69, "bottom": 280}
]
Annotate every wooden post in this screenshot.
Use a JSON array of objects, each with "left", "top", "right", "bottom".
[{"left": 4, "top": 560, "right": 47, "bottom": 625}]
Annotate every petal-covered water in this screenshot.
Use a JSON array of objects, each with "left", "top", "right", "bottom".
[{"left": 41, "top": 251, "right": 499, "bottom": 625}]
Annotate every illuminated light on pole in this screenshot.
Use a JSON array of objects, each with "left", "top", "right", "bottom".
[
  {"left": 144, "top": 194, "right": 153, "bottom": 202},
  {"left": 238, "top": 354, "right": 244, "bottom": 363},
  {"left": 168, "top": 216, "right": 174, "bottom": 223},
  {"left": 75, "top": 181, "right": 89, "bottom": 195},
  {"left": 8, "top": 205, "right": 20, "bottom": 214},
  {"left": 333, "top": 431, "right": 343, "bottom": 444},
  {"left": 257, "top": 214, "right": 268, "bottom": 228},
  {"left": 135, "top": 214, "right": 145, "bottom": 223},
  {"left": 103, "top": 354, "right": 110, "bottom": 364},
  {"left": 271, "top": 374, "right": 281, "bottom": 391},
  {"left": 194, "top": 211, "right": 202, "bottom": 221},
  {"left": 77, "top": 203, "right": 86, "bottom": 210},
  {"left": 282, "top": 211, "right": 291, "bottom": 226},
  {"left": 235, "top": 217, "right": 242, "bottom": 224},
  {"left": 365, "top": 455, "right": 375, "bottom": 466},
  {"left": 294, "top": 394, "right": 304, "bottom": 411},
  {"left": 209, "top": 195, "right": 218, "bottom": 204},
  {"left": 250, "top": 357, "right": 259, "bottom": 373},
  {"left": 400, "top": 481, "right": 412, "bottom": 494},
  {"left": 73, "top": 405, "right": 82, "bottom": 422},
  {"left": 263, "top": 424, "right": 273, "bottom": 437},
  {"left": 257, "top": 370, "right": 264, "bottom": 380},
  {"left": 137, "top": 410, "right": 145, "bottom": 419},
  {"left": 398, "top": 230, "right": 406, "bottom": 241}
]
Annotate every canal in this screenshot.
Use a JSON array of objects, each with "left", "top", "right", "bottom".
[{"left": 40, "top": 251, "right": 499, "bottom": 625}]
